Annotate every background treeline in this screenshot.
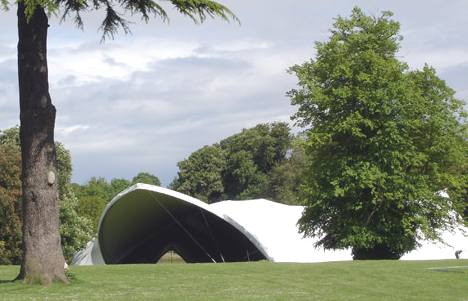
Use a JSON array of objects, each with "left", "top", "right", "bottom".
[
  {"left": 71, "top": 172, "right": 160, "bottom": 230},
  {"left": 170, "top": 122, "right": 306, "bottom": 205},
  {"left": 1, "top": 123, "right": 301, "bottom": 265}
]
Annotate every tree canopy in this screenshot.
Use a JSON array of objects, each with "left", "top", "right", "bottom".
[
  {"left": 132, "top": 172, "right": 161, "bottom": 186},
  {"left": 71, "top": 178, "right": 109, "bottom": 232},
  {"left": 171, "top": 122, "right": 304, "bottom": 204},
  {"left": 220, "top": 123, "right": 292, "bottom": 199},
  {"left": 288, "top": 7, "right": 467, "bottom": 259},
  {"left": 171, "top": 145, "right": 226, "bottom": 203}
]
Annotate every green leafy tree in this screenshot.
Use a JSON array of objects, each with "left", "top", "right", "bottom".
[
  {"left": 0, "top": 142, "right": 22, "bottom": 265},
  {"left": 408, "top": 68, "right": 468, "bottom": 225},
  {"left": 221, "top": 123, "right": 291, "bottom": 174},
  {"left": 56, "top": 143, "right": 73, "bottom": 196},
  {"left": 172, "top": 123, "right": 294, "bottom": 202},
  {"left": 263, "top": 138, "right": 307, "bottom": 205},
  {"left": 110, "top": 178, "right": 132, "bottom": 196},
  {"left": 59, "top": 190, "right": 93, "bottom": 263},
  {"left": 132, "top": 172, "right": 161, "bottom": 186},
  {"left": 0, "top": 127, "right": 20, "bottom": 146},
  {"left": 2, "top": 0, "right": 236, "bottom": 284},
  {"left": 73, "top": 177, "right": 111, "bottom": 230},
  {"left": 288, "top": 7, "right": 467, "bottom": 259},
  {"left": 171, "top": 145, "right": 226, "bottom": 203},
  {"left": 75, "top": 195, "right": 107, "bottom": 231},
  {"left": 220, "top": 122, "right": 292, "bottom": 199},
  {"left": 223, "top": 150, "right": 265, "bottom": 199}
]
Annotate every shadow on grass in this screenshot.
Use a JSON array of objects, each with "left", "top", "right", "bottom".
[
  {"left": 430, "top": 269, "right": 468, "bottom": 274},
  {"left": 427, "top": 266, "right": 468, "bottom": 274}
]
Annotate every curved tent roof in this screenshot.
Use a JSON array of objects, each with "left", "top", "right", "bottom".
[{"left": 72, "top": 184, "right": 467, "bottom": 265}]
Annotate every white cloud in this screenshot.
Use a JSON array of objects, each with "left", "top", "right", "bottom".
[
  {"left": 55, "top": 124, "right": 90, "bottom": 137},
  {"left": 48, "top": 38, "right": 200, "bottom": 84},
  {"left": 402, "top": 48, "right": 468, "bottom": 71}
]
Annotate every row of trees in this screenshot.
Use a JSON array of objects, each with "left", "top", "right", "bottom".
[
  {"left": 170, "top": 122, "right": 306, "bottom": 205},
  {"left": 0, "top": 127, "right": 161, "bottom": 263},
  {"left": 71, "top": 172, "right": 160, "bottom": 230}
]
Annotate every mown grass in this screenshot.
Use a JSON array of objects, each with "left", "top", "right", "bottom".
[{"left": 0, "top": 260, "right": 467, "bottom": 300}]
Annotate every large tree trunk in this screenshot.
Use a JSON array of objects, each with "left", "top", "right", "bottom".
[{"left": 16, "top": 3, "right": 68, "bottom": 285}]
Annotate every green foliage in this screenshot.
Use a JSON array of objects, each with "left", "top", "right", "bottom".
[
  {"left": 263, "top": 138, "right": 307, "bottom": 205},
  {"left": 171, "top": 123, "right": 301, "bottom": 203},
  {"left": 59, "top": 189, "right": 93, "bottom": 263},
  {"left": 408, "top": 67, "right": 468, "bottom": 225},
  {"left": 110, "top": 178, "right": 131, "bottom": 196},
  {"left": 223, "top": 149, "right": 266, "bottom": 199},
  {"left": 0, "top": 127, "right": 94, "bottom": 264},
  {"left": 220, "top": 122, "right": 292, "bottom": 200},
  {"left": 171, "top": 145, "right": 226, "bottom": 203},
  {"left": 132, "top": 172, "right": 161, "bottom": 186},
  {"left": 0, "top": 127, "right": 20, "bottom": 146},
  {"left": 288, "top": 7, "right": 467, "bottom": 258},
  {"left": 22, "top": 0, "right": 58, "bottom": 19},
  {"left": 75, "top": 195, "right": 107, "bottom": 231},
  {"left": 0, "top": 143, "right": 22, "bottom": 265},
  {"left": 56, "top": 142, "right": 73, "bottom": 196},
  {"left": 221, "top": 123, "right": 291, "bottom": 174},
  {"left": 73, "top": 177, "right": 112, "bottom": 230}
]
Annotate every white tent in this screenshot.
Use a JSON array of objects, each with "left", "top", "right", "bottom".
[{"left": 72, "top": 184, "right": 467, "bottom": 265}]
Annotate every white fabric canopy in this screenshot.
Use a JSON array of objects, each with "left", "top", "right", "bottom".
[{"left": 73, "top": 184, "right": 468, "bottom": 265}]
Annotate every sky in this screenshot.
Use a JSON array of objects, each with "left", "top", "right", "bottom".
[{"left": 1, "top": 0, "right": 467, "bottom": 186}]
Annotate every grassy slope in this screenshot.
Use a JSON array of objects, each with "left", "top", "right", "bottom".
[{"left": 0, "top": 260, "right": 467, "bottom": 300}]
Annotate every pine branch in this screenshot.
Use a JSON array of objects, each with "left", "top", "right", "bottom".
[
  {"left": 169, "top": 0, "right": 239, "bottom": 24},
  {"left": 58, "top": 0, "right": 88, "bottom": 29},
  {"left": 100, "top": 2, "right": 131, "bottom": 41},
  {"left": 122, "top": 0, "right": 168, "bottom": 22},
  {"left": 48, "top": 0, "right": 238, "bottom": 41}
]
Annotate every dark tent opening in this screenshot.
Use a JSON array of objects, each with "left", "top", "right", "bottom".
[{"left": 98, "top": 189, "right": 266, "bottom": 264}]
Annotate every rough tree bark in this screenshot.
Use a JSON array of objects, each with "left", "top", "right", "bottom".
[{"left": 16, "top": 3, "right": 68, "bottom": 285}]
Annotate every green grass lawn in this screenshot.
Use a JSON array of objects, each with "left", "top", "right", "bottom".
[{"left": 0, "top": 260, "right": 467, "bottom": 300}]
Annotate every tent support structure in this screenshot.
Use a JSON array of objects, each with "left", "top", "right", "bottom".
[
  {"left": 200, "top": 208, "right": 225, "bottom": 262},
  {"left": 145, "top": 191, "right": 217, "bottom": 263}
]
